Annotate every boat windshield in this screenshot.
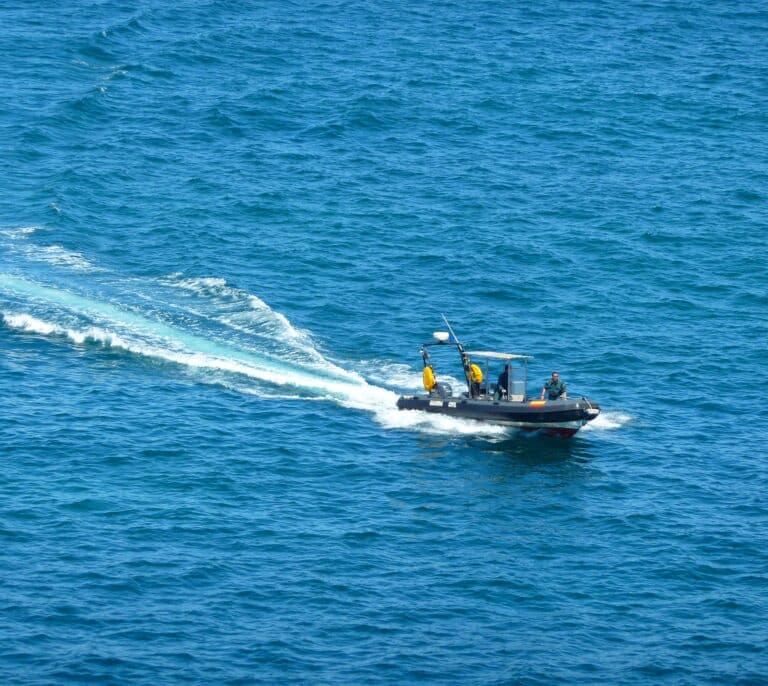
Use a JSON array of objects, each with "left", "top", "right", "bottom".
[{"left": 465, "top": 351, "right": 531, "bottom": 401}]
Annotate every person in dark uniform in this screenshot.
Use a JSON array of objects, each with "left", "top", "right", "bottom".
[
  {"left": 541, "top": 371, "right": 567, "bottom": 400},
  {"left": 497, "top": 364, "right": 510, "bottom": 398}
]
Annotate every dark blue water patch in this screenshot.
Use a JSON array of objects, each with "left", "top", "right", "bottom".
[{"left": 734, "top": 188, "right": 764, "bottom": 203}]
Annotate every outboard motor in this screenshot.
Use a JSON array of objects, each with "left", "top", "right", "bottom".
[{"left": 431, "top": 382, "right": 453, "bottom": 399}]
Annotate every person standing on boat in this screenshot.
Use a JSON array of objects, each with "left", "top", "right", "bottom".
[
  {"left": 497, "top": 364, "right": 510, "bottom": 398},
  {"left": 541, "top": 371, "right": 567, "bottom": 400}
]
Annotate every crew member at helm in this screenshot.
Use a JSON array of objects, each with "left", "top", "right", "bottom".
[
  {"left": 541, "top": 371, "right": 567, "bottom": 400},
  {"left": 497, "top": 364, "right": 510, "bottom": 398}
]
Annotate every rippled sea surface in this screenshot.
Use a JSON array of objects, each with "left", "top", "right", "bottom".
[{"left": 1, "top": 2, "right": 767, "bottom": 683}]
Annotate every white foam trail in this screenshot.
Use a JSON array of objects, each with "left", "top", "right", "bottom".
[
  {"left": 172, "top": 277, "right": 227, "bottom": 290},
  {"left": 0, "top": 274, "right": 522, "bottom": 438},
  {"left": 354, "top": 361, "right": 425, "bottom": 390},
  {"left": 2, "top": 225, "right": 40, "bottom": 239},
  {"left": 163, "top": 274, "right": 318, "bottom": 351},
  {"left": 2, "top": 313, "right": 58, "bottom": 336},
  {"left": 4, "top": 241, "right": 102, "bottom": 272},
  {"left": 159, "top": 274, "right": 364, "bottom": 385},
  {"left": 0, "top": 227, "right": 101, "bottom": 272},
  {"left": 1, "top": 304, "right": 508, "bottom": 438},
  {"left": 375, "top": 405, "right": 509, "bottom": 436},
  {"left": 3, "top": 312, "right": 148, "bottom": 352},
  {"left": 36, "top": 245, "right": 100, "bottom": 271},
  {"left": 1, "top": 308, "right": 364, "bottom": 397}
]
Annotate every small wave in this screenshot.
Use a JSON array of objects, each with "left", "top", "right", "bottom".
[
  {"left": 2, "top": 313, "right": 59, "bottom": 336},
  {"left": 3, "top": 312, "right": 135, "bottom": 350},
  {"left": 1, "top": 305, "right": 331, "bottom": 393},
  {"left": 4, "top": 239, "right": 102, "bottom": 272},
  {"left": 2, "top": 226, "right": 40, "bottom": 240},
  {"left": 170, "top": 276, "right": 227, "bottom": 291},
  {"left": 35, "top": 245, "right": 101, "bottom": 271},
  {"left": 161, "top": 274, "right": 322, "bottom": 358},
  {"left": 584, "top": 411, "right": 633, "bottom": 431}
]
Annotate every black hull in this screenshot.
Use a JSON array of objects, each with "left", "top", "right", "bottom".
[{"left": 396, "top": 395, "right": 601, "bottom": 437}]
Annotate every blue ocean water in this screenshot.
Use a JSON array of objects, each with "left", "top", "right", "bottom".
[{"left": 1, "top": 1, "right": 767, "bottom": 682}]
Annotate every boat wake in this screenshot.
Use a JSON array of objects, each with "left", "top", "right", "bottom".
[
  {"left": 0, "top": 230, "right": 620, "bottom": 439},
  {"left": 582, "top": 411, "right": 632, "bottom": 431},
  {"left": 0, "top": 243, "right": 509, "bottom": 436}
]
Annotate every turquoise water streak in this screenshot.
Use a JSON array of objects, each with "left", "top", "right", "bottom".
[{"left": 1, "top": 2, "right": 767, "bottom": 683}]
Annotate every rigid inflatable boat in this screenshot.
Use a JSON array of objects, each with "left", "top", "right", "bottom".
[{"left": 396, "top": 317, "right": 600, "bottom": 437}]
